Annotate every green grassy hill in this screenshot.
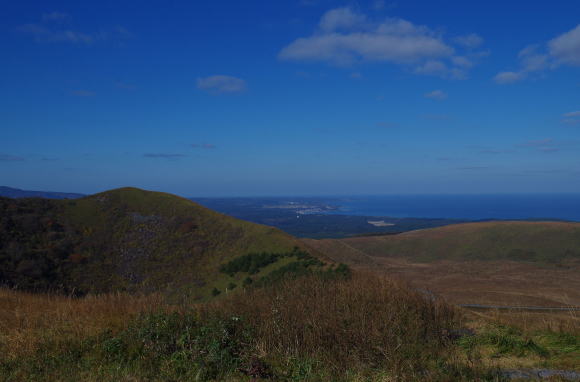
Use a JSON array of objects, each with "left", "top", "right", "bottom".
[
  {"left": 0, "top": 187, "right": 327, "bottom": 297},
  {"left": 305, "top": 221, "right": 580, "bottom": 263}
]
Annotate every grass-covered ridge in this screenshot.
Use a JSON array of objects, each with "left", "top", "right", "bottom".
[
  {"left": 0, "top": 187, "right": 321, "bottom": 296},
  {"left": 308, "top": 221, "right": 580, "bottom": 263}
]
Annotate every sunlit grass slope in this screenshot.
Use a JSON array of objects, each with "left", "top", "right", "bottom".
[
  {"left": 309, "top": 221, "right": 580, "bottom": 263},
  {"left": 0, "top": 187, "right": 318, "bottom": 296}
]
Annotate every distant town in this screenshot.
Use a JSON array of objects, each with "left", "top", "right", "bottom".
[{"left": 262, "top": 201, "right": 339, "bottom": 215}]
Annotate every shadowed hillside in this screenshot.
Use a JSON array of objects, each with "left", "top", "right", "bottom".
[{"left": 0, "top": 187, "right": 327, "bottom": 296}]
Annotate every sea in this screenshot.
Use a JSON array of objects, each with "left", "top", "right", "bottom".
[{"left": 325, "top": 194, "right": 580, "bottom": 222}]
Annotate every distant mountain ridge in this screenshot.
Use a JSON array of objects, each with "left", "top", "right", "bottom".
[{"left": 0, "top": 186, "right": 84, "bottom": 199}]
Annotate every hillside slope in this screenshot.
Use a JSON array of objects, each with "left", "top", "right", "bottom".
[
  {"left": 0, "top": 188, "right": 321, "bottom": 296},
  {"left": 304, "top": 221, "right": 580, "bottom": 306},
  {"left": 306, "top": 221, "right": 580, "bottom": 263}
]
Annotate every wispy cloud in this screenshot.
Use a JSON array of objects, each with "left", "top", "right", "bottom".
[
  {"left": 278, "top": 7, "right": 486, "bottom": 79},
  {"left": 197, "top": 75, "right": 246, "bottom": 94},
  {"left": 0, "top": 154, "right": 26, "bottom": 162},
  {"left": 422, "top": 113, "right": 452, "bottom": 121},
  {"left": 18, "top": 14, "right": 130, "bottom": 44},
  {"left": 143, "top": 153, "right": 186, "bottom": 160},
  {"left": 495, "top": 24, "right": 580, "bottom": 84},
  {"left": 115, "top": 81, "right": 136, "bottom": 90},
  {"left": 424, "top": 89, "right": 447, "bottom": 100},
  {"left": 71, "top": 90, "right": 95, "bottom": 97},
  {"left": 42, "top": 12, "right": 69, "bottom": 22},
  {"left": 18, "top": 24, "right": 93, "bottom": 43},
  {"left": 518, "top": 138, "right": 554, "bottom": 147},
  {"left": 376, "top": 122, "right": 398, "bottom": 128},
  {"left": 191, "top": 143, "right": 217, "bottom": 149},
  {"left": 455, "top": 166, "right": 489, "bottom": 171},
  {"left": 516, "top": 138, "right": 562, "bottom": 153},
  {"left": 479, "top": 148, "right": 511, "bottom": 154},
  {"left": 562, "top": 111, "right": 580, "bottom": 125}
]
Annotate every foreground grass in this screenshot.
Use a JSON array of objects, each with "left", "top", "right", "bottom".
[{"left": 0, "top": 274, "right": 507, "bottom": 381}]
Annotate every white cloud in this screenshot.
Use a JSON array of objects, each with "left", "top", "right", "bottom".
[
  {"left": 453, "top": 33, "right": 484, "bottom": 48},
  {"left": 424, "top": 90, "right": 447, "bottom": 100},
  {"left": 518, "top": 45, "right": 549, "bottom": 72},
  {"left": 494, "top": 71, "right": 525, "bottom": 84},
  {"left": 495, "top": 24, "right": 580, "bottom": 83},
  {"left": 319, "top": 7, "right": 366, "bottom": 32},
  {"left": 279, "top": 7, "right": 485, "bottom": 78},
  {"left": 564, "top": 111, "right": 580, "bottom": 118},
  {"left": 548, "top": 25, "right": 580, "bottom": 66},
  {"left": 196, "top": 75, "right": 246, "bottom": 94},
  {"left": 279, "top": 30, "right": 452, "bottom": 66}
]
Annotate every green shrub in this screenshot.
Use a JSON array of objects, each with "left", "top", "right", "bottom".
[
  {"left": 218, "top": 249, "right": 317, "bottom": 277},
  {"left": 458, "top": 324, "right": 549, "bottom": 358},
  {"left": 219, "top": 252, "right": 281, "bottom": 276}
]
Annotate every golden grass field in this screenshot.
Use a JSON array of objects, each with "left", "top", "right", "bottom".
[{"left": 0, "top": 274, "right": 478, "bottom": 381}]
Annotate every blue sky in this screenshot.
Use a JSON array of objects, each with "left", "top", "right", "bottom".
[{"left": 1, "top": 0, "right": 579, "bottom": 196}]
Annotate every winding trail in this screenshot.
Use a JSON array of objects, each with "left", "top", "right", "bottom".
[{"left": 501, "top": 369, "right": 580, "bottom": 380}]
